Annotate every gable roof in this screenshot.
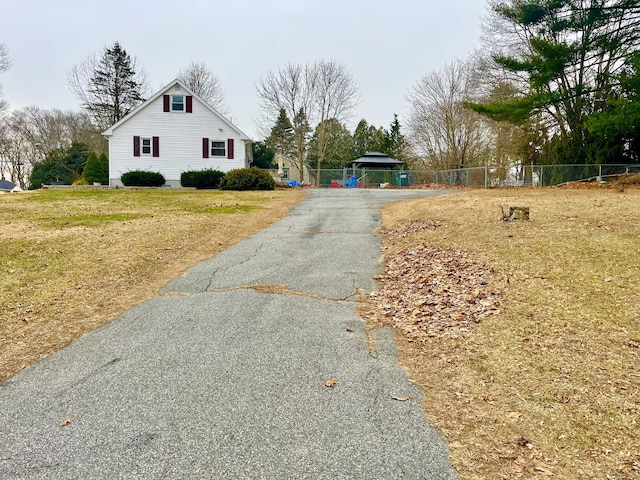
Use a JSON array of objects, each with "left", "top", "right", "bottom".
[
  {"left": 102, "top": 78, "right": 250, "bottom": 140},
  {"left": 0, "top": 179, "right": 17, "bottom": 191},
  {"left": 346, "top": 152, "right": 404, "bottom": 168}
]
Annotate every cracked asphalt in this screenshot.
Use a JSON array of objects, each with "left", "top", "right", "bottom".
[{"left": 0, "top": 188, "right": 458, "bottom": 479}]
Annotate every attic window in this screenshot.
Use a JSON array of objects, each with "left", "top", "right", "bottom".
[
  {"left": 171, "top": 95, "right": 185, "bottom": 111},
  {"left": 174, "top": 85, "right": 182, "bottom": 92}
]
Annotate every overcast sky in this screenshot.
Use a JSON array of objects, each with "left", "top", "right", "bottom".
[{"left": 1, "top": 0, "right": 487, "bottom": 138}]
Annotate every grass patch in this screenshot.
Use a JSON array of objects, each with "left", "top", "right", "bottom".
[
  {"left": 188, "top": 204, "right": 259, "bottom": 214},
  {"left": 375, "top": 187, "right": 640, "bottom": 479},
  {"left": 0, "top": 188, "right": 305, "bottom": 381},
  {"left": 37, "top": 212, "right": 150, "bottom": 229}
]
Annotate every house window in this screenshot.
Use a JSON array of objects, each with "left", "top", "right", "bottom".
[
  {"left": 211, "top": 141, "right": 226, "bottom": 157},
  {"left": 141, "top": 137, "right": 152, "bottom": 155},
  {"left": 282, "top": 168, "right": 289, "bottom": 179},
  {"left": 171, "top": 95, "right": 185, "bottom": 112}
]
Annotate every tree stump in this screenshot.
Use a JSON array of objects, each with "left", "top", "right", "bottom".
[{"left": 503, "top": 206, "right": 530, "bottom": 221}]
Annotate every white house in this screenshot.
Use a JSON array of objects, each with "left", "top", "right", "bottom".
[{"left": 103, "top": 79, "right": 251, "bottom": 187}]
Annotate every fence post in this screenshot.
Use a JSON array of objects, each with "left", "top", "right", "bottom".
[{"left": 485, "top": 165, "right": 488, "bottom": 189}]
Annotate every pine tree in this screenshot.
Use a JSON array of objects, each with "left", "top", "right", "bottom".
[
  {"left": 266, "top": 108, "right": 296, "bottom": 159},
  {"left": 69, "top": 42, "right": 146, "bottom": 130},
  {"left": 292, "top": 109, "right": 311, "bottom": 176},
  {"left": 469, "top": 0, "right": 640, "bottom": 164},
  {"left": 83, "top": 152, "right": 108, "bottom": 184},
  {"left": 90, "top": 42, "right": 144, "bottom": 128},
  {"left": 385, "top": 114, "right": 406, "bottom": 161}
]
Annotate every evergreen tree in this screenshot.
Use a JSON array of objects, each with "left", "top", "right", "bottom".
[
  {"left": 469, "top": 0, "right": 640, "bottom": 164},
  {"left": 588, "top": 52, "right": 640, "bottom": 162},
  {"left": 29, "top": 142, "right": 90, "bottom": 189},
  {"left": 307, "top": 118, "right": 354, "bottom": 169},
  {"left": 251, "top": 141, "right": 276, "bottom": 169},
  {"left": 292, "top": 108, "right": 311, "bottom": 175},
  {"left": 266, "top": 108, "right": 295, "bottom": 159},
  {"left": 352, "top": 119, "right": 387, "bottom": 159},
  {"left": 68, "top": 42, "right": 147, "bottom": 130},
  {"left": 82, "top": 152, "right": 108, "bottom": 184},
  {"left": 90, "top": 42, "right": 144, "bottom": 128},
  {"left": 384, "top": 114, "right": 407, "bottom": 161}
]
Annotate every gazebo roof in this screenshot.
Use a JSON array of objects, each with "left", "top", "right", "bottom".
[{"left": 346, "top": 152, "right": 404, "bottom": 168}]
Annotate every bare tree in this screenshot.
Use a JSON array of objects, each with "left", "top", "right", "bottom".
[
  {"left": 0, "top": 107, "right": 103, "bottom": 188},
  {"left": 0, "top": 43, "right": 10, "bottom": 73},
  {"left": 257, "top": 63, "right": 316, "bottom": 176},
  {"left": 0, "top": 43, "right": 11, "bottom": 114},
  {"left": 311, "top": 60, "right": 359, "bottom": 185},
  {"left": 177, "top": 61, "right": 228, "bottom": 115},
  {"left": 257, "top": 60, "right": 358, "bottom": 182},
  {"left": 67, "top": 42, "right": 150, "bottom": 130},
  {"left": 407, "top": 60, "right": 490, "bottom": 172}
]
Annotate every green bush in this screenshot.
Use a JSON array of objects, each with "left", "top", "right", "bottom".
[
  {"left": 28, "top": 142, "right": 90, "bottom": 189},
  {"left": 121, "top": 170, "right": 165, "bottom": 187},
  {"left": 181, "top": 169, "right": 226, "bottom": 189},
  {"left": 72, "top": 177, "right": 90, "bottom": 186},
  {"left": 83, "top": 152, "right": 109, "bottom": 185},
  {"left": 219, "top": 167, "right": 276, "bottom": 191}
]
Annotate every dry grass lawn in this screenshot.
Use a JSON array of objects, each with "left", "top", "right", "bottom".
[
  {"left": 2, "top": 185, "right": 639, "bottom": 479},
  {"left": 372, "top": 186, "right": 640, "bottom": 479},
  {"left": 0, "top": 188, "right": 304, "bottom": 382}
]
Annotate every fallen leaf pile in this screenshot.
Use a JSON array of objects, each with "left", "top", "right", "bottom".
[{"left": 368, "top": 241, "right": 501, "bottom": 341}]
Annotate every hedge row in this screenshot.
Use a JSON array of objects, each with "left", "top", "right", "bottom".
[
  {"left": 180, "top": 169, "right": 226, "bottom": 189},
  {"left": 119, "top": 168, "right": 276, "bottom": 191}
]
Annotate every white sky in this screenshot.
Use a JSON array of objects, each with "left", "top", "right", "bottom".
[{"left": 1, "top": 0, "right": 487, "bottom": 139}]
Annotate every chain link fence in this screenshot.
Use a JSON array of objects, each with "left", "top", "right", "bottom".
[{"left": 273, "top": 164, "right": 640, "bottom": 188}]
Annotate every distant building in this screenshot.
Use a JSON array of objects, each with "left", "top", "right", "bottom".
[
  {"left": 270, "top": 154, "right": 316, "bottom": 185},
  {"left": 0, "top": 179, "right": 22, "bottom": 193}
]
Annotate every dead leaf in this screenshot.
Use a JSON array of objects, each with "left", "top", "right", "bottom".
[
  {"left": 325, "top": 378, "right": 339, "bottom": 388},
  {"left": 392, "top": 396, "right": 410, "bottom": 401},
  {"left": 58, "top": 418, "right": 72, "bottom": 427}
]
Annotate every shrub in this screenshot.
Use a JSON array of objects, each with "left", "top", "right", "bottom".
[
  {"left": 121, "top": 170, "right": 165, "bottom": 187},
  {"left": 72, "top": 177, "right": 89, "bottom": 186},
  {"left": 219, "top": 167, "right": 276, "bottom": 191},
  {"left": 83, "top": 152, "right": 108, "bottom": 185},
  {"left": 181, "top": 169, "right": 226, "bottom": 189},
  {"left": 28, "top": 142, "right": 90, "bottom": 189}
]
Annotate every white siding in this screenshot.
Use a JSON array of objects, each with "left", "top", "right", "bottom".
[{"left": 107, "top": 89, "right": 248, "bottom": 187}]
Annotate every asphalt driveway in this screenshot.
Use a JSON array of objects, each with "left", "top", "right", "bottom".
[{"left": 0, "top": 188, "right": 458, "bottom": 479}]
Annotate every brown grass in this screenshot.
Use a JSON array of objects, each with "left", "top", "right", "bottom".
[
  {"left": 375, "top": 187, "right": 640, "bottom": 479},
  {"left": 0, "top": 188, "right": 304, "bottom": 381}
]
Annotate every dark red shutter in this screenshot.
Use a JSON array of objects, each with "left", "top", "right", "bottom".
[
  {"left": 227, "top": 139, "right": 234, "bottom": 159},
  {"left": 186, "top": 96, "right": 193, "bottom": 113},
  {"left": 133, "top": 136, "right": 140, "bottom": 157},
  {"left": 152, "top": 137, "right": 159, "bottom": 157},
  {"left": 202, "top": 138, "right": 209, "bottom": 158},
  {"left": 163, "top": 95, "right": 170, "bottom": 112}
]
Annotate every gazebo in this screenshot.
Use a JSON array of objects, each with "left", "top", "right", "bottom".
[{"left": 343, "top": 152, "right": 405, "bottom": 187}]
